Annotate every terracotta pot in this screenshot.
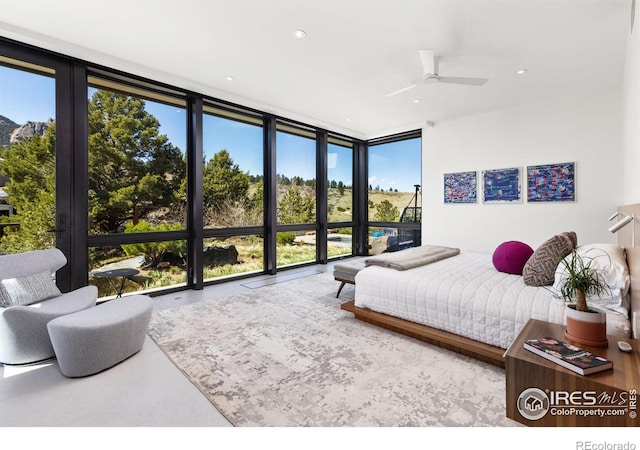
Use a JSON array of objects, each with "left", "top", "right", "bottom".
[{"left": 565, "top": 304, "right": 608, "bottom": 347}]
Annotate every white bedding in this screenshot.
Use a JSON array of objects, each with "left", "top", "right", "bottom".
[{"left": 354, "top": 252, "right": 569, "bottom": 349}]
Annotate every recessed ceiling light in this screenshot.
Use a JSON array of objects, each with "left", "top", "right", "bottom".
[
  {"left": 346, "top": 118, "right": 352, "bottom": 122},
  {"left": 292, "top": 30, "right": 307, "bottom": 39},
  {"left": 413, "top": 99, "right": 421, "bottom": 103},
  {"left": 516, "top": 69, "right": 528, "bottom": 75},
  {"left": 225, "top": 76, "right": 235, "bottom": 81}
]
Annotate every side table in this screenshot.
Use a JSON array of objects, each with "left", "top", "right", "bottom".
[
  {"left": 505, "top": 319, "right": 639, "bottom": 427},
  {"left": 92, "top": 268, "right": 140, "bottom": 298}
]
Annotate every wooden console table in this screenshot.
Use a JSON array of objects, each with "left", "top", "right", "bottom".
[{"left": 505, "top": 319, "right": 639, "bottom": 427}]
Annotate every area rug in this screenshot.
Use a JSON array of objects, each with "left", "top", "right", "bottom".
[{"left": 147, "top": 272, "right": 518, "bottom": 427}]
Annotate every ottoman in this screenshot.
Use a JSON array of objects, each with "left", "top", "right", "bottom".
[
  {"left": 333, "top": 258, "right": 367, "bottom": 298},
  {"left": 47, "top": 295, "right": 153, "bottom": 377}
]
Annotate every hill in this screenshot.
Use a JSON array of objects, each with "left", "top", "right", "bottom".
[{"left": 0, "top": 115, "right": 19, "bottom": 147}]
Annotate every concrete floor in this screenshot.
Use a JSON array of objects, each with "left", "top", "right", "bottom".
[{"left": 0, "top": 262, "right": 335, "bottom": 428}]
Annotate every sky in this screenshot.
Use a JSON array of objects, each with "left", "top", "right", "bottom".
[{"left": 2, "top": 64, "right": 421, "bottom": 192}]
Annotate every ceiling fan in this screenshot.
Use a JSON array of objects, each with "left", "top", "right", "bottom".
[{"left": 385, "top": 49, "right": 488, "bottom": 97}]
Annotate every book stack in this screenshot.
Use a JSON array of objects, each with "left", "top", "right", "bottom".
[{"left": 523, "top": 337, "right": 613, "bottom": 375}]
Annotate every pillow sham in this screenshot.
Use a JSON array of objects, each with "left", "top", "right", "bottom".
[
  {"left": 492, "top": 241, "right": 534, "bottom": 275},
  {"left": 1, "top": 271, "right": 61, "bottom": 307},
  {"left": 522, "top": 231, "right": 577, "bottom": 286},
  {"left": 553, "top": 243, "right": 630, "bottom": 316}
]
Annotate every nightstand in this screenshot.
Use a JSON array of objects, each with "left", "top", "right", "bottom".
[{"left": 505, "top": 319, "right": 639, "bottom": 427}]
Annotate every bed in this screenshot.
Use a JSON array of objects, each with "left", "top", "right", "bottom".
[{"left": 341, "top": 204, "right": 640, "bottom": 368}]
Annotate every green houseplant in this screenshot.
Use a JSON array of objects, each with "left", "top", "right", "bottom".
[{"left": 556, "top": 249, "right": 611, "bottom": 347}]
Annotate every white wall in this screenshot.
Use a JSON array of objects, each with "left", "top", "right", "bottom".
[
  {"left": 421, "top": 88, "right": 623, "bottom": 253},
  {"left": 623, "top": 14, "right": 640, "bottom": 203}
]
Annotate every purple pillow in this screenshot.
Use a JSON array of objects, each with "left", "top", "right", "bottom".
[{"left": 492, "top": 241, "right": 534, "bottom": 275}]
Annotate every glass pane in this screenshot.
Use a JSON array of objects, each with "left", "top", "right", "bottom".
[
  {"left": 276, "top": 129, "right": 316, "bottom": 225},
  {"left": 89, "top": 241, "right": 187, "bottom": 299},
  {"left": 368, "top": 137, "right": 422, "bottom": 223},
  {"left": 87, "top": 78, "right": 187, "bottom": 235},
  {"left": 202, "top": 111, "right": 264, "bottom": 229},
  {"left": 328, "top": 227, "right": 353, "bottom": 259},
  {"left": 203, "top": 235, "right": 264, "bottom": 281},
  {"left": 367, "top": 226, "right": 420, "bottom": 255},
  {"left": 327, "top": 143, "right": 353, "bottom": 223},
  {"left": 276, "top": 231, "right": 316, "bottom": 267},
  {"left": 0, "top": 59, "right": 56, "bottom": 254}
]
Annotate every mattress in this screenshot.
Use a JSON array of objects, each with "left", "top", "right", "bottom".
[{"left": 354, "top": 252, "right": 568, "bottom": 349}]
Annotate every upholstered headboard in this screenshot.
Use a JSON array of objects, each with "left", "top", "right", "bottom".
[{"left": 616, "top": 204, "right": 640, "bottom": 339}]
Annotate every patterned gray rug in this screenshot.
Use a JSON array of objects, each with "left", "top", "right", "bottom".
[{"left": 147, "top": 272, "right": 518, "bottom": 427}]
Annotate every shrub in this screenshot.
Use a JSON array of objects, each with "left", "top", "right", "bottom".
[
  {"left": 277, "top": 232, "right": 296, "bottom": 245},
  {"left": 121, "top": 221, "right": 185, "bottom": 267}
]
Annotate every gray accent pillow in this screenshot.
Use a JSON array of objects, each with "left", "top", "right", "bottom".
[
  {"left": 1, "top": 271, "right": 61, "bottom": 306},
  {"left": 0, "top": 284, "right": 11, "bottom": 307},
  {"left": 522, "top": 232, "right": 577, "bottom": 287}
]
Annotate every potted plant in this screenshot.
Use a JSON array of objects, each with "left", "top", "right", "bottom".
[{"left": 556, "top": 249, "right": 611, "bottom": 347}]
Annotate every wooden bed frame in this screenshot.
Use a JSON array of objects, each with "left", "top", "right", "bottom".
[{"left": 341, "top": 203, "right": 640, "bottom": 369}]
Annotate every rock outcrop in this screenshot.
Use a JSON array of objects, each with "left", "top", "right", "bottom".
[{"left": 9, "top": 118, "right": 54, "bottom": 144}]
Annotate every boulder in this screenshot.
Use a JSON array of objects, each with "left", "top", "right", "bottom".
[{"left": 203, "top": 245, "right": 238, "bottom": 267}]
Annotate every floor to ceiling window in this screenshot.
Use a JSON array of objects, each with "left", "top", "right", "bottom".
[
  {"left": 367, "top": 133, "right": 422, "bottom": 255},
  {"left": 275, "top": 123, "right": 318, "bottom": 268},
  {"left": 86, "top": 76, "right": 188, "bottom": 298},
  {"left": 202, "top": 104, "right": 265, "bottom": 281},
  {"left": 0, "top": 38, "right": 421, "bottom": 298},
  {"left": 0, "top": 57, "right": 56, "bottom": 256},
  {"left": 327, "top": 138, "right": 354, "bottom": 258}
]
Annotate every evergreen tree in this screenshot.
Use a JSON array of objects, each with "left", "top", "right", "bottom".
[
  {"left": 249, "top": 183, "right": 264, "bottom": 215},
  {"left": 202, "top": 149, "right": 250, "bottom": 210},
  {"left": 0, "top": 127, "right": 56, "bottom": 252},
  {"left": 278, "top": 186, "right": 315, "bottom": 224},
  {"left": 88, "top": 90, "right": 185, "bottom": 233},
  {"left": 374, "top": 199, "right": 399, "bottom": 222},
  {"left": 337, "top": 181, "right": 345, "bottom": 196}
]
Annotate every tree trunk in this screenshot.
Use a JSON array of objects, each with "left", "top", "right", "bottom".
[
  {"left": 575, "top": 288, "right": 589, "bottom": 312},
  {"left": 133, "top": 204, "right": 139, "bottom": 225}
]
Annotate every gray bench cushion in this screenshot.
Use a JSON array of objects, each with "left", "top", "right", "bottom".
[
  {"left": 333, "top": 258, "right": 367, "bottom": 298},
  {"left": 333, "top": 259, "right": 367, "bottom": 283}
]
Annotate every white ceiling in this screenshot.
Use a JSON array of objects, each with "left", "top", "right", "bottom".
[{"left": 0, "top": 0, "right": 631, "bottom": 139}]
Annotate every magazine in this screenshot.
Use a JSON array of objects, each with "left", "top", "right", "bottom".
[{"left": 523, "top": 337, "right": 613, "bottom": 375}]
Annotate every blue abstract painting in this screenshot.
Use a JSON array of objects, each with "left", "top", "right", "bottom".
[
  {"left": 444, "top": 171, "right": 477, "bottom": 204},
  {"left": 527, "top": 162, "right": 575, "bottom": 202},
  {"left": 482, "top": 167, "right": 521, "bottom": 203}
]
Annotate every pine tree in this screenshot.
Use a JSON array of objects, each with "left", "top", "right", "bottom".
[
  {"left": 374, "top": 199, "right": 399, "bottom": 222},
  {"left": 88, "top": 90, "right": 185, "bottom": 233},
  {"left": 0, "top": 127, "right": 56, "bottom": 252},
  {"left": 278, "top": 187, "right": 315, "bottom": 224},
  {"left": 202, "top": 149, "right": 250, "bottom": 210}
]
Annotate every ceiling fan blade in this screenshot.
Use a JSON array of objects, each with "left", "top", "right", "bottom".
[
  {"left": 436, "top": 76, "right": 488, "bottom": 86},
  {"left": 385, "top": 83, "right": 417, "bottom": 97},
  {"left": 418, "top": 49, "right": 435, "bottom": 75}
]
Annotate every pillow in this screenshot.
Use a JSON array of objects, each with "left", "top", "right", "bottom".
[
  {"left": 522, "top": 231, "right": 577, "bottom": 286},
  {"left": 0, "top": 285, "right": 11, "bottom": 307},
  {"left": 553, "top": 243, "right": 630, "bottom": 316},
  {"left": 492, "top": 241, "right": 534, "bottom": 275},
  {"left": 0, "top": 271, "right": 61, "bottom": 307}
]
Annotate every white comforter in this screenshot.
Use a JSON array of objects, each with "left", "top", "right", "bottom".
[{"left": 354, "top": 252, "right": 568, "bottom": 349}]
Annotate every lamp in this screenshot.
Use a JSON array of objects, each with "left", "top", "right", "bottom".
[{"left": 608, "top": 212, "right": 635, "bottom": 247}]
